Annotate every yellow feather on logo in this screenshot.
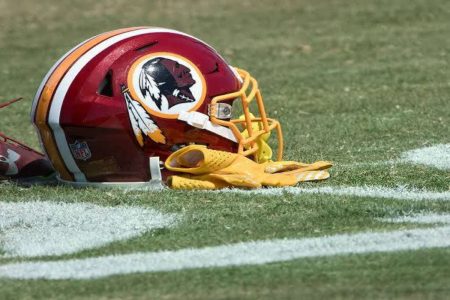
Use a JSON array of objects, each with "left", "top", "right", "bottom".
[
  {"left": 122, "top": 86, "right": 166, "bottom": 146},
  {"left": 148, "top": 130, "right": 166, "bottom": 144}
]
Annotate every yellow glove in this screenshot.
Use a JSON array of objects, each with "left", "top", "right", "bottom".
[
  {"left": 239, "top": 113, "right": 272, "bottom": 163},
  {"left": 165, "top": 145, "right": 332, "bottom": 190}
]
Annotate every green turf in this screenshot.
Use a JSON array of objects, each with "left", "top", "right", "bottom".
[{"left": 1, "top": 0, "right": 449, "bottom": 299}]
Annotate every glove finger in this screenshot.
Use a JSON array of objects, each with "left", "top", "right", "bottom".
[
  {"left": 168, "top": 175, "right": 231, "bottom": 190},
  {"left": 281, "top": 161, "right": 333, "bottom": 175},
  {"left": 265, "top": 160, "right": 332, "bottom": 174},
  {"left": 295, "top": 170, "right": 330, "bottom": 182},
  {"left": 264, "top": 161, "right": 310, "bottom": 173},
  {"left": 255, "top": 138, "right": 273, "bottom": 163},
  {"left": 260, "top": 173, "right": 299, "bottom": 187},
  {"left": 209, "top": 173, "right": 262, "bottom": 188},
  {"left": 261, "top": 170, "right": 330, "bottom": 187}
]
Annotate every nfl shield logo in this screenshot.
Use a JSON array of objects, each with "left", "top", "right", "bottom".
[{"left": 69, "top": 140, "right": 92, "bottom": 161}]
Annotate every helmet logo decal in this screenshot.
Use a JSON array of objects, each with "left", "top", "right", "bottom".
[
  {"left": 139, "top": 58, "right": 196, "bottom": 110},
  {"left": 128, "top": 53, "right": 206, "bottom": 119},
  {"left": 69, "top": 140, "right": 92, "bottom": 161},
  {"left": 122, "top": 86, "right": 166, "bottom": 146}
]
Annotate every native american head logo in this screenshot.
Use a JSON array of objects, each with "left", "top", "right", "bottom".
[
  {"left": 124, "top": 53, "right": 205, "bottom": 146},
  {"left": 128, "top": 53, "right": 205, "bottom": 117},
  {"left": 139, "top": 57, "right": 197, "bottom": 110}
]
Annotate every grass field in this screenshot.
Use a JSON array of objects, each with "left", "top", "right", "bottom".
[{"left": 1, "top": 0, "right": 449, "bottom": 299}]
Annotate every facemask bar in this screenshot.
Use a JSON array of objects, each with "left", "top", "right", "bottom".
[{"left": 210, "top": 68, "right": 283, "bottom": 162}]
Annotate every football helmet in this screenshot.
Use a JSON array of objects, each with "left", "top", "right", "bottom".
[{"left": 31, "top": 27, "right": 283, "bottom": 187}]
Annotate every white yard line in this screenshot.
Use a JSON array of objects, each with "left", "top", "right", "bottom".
[
  {"left": 381, "top": 213, "right": 450, "bottom": 224},
  {"left": 335, "top": 144, "right": 450, "bottom": 170},
  {"left": 0, "top": 213, "right": 449, "bottom": 280},
  {"left": 401, "top": 144, "right": 450, "bottom": 170},
  {"left": 217, "top": 185, "right": 450, "bottom": 201},
  {"left": 0, "top": 201, "right": 178, "bottom": 257},
  {"left": 0, "top": 144, "right": 448, "bottom": 279}
]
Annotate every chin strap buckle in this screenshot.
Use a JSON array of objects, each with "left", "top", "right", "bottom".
[{"left": 208, "top": 103, "right": 233, "bottom": 119}]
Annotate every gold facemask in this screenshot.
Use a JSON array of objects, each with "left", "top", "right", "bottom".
[{"left": 209, "top": 68, "right": 283, "bottom": 163}]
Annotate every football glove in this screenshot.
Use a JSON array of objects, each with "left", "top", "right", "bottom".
[{"left": 165, "top": 145, "right": 332, "bottom": 190}]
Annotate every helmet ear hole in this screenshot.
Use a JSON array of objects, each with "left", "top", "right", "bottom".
[{"left": 98, "top": 71, "right": 114, "bottom": 97}]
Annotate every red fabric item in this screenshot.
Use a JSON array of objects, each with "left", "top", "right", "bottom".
[
  {"left": 0, "top": 133, "right": 54, "bottom": 180},
  {"left": 0, "top": 98, "right": 55, "bottom": 182}
]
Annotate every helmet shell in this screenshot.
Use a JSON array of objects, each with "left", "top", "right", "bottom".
[{"left": 32, "top": 27, "right": 240, "bottom": 183}]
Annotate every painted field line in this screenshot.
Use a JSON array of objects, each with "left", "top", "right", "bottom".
[
  {"left": 1, "top": 213, "right": 449, "bottom": 280},
  {"left": 0, "top": 201, "right": 178, "bottom": 257},
  {"left": 218, "top": 185, "right": 450, "bottom": 201},
  {"left": 381, "top": 213, "right": 450, "bottom": 224},
  {"left": 401, "top": 144, "right": 450, "bottom": 170},
  {"left": 337, "top": 143, "right": 450, "bottom": 170}
]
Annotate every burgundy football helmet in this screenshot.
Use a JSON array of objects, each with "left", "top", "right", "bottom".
[{"left": 31, "top": 27, "right": 283, "bottom": 188}]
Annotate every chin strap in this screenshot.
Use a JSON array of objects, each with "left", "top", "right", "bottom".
[
  {"left": 165, "top": 145, "right": 332, "bottom": 190},
  {"left": 178, "top": 111, "right": 237, "bottom": 142}
]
